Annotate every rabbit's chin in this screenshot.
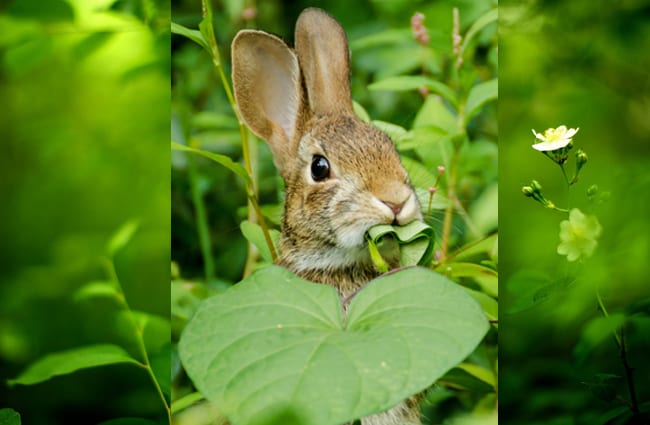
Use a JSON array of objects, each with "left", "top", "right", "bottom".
[{"left": 287, "top": 237, "right": 400, "bottom": 275}]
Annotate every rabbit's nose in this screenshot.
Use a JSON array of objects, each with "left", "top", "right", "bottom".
[{"left": 383, "top": 200, "right": 404, "bottom": 216}]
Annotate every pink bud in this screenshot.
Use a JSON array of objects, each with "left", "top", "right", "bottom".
[
  {"left": 428, "top": 187, "right": 437, "bottom": 194},
  {"left": 437, "top": 165, "right": 445, "bottom": 175},
  {"left": 242, "top": 7, "right": 257, "bottom": 21}
]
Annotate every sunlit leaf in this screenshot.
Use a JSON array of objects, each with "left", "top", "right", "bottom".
[
  {"left": 413, "top": 96, "right": 457, "bottom": 134},
  {"left": 73, "top": 280, "right": 122, "bottom": 302},
  {"left": 366, "top": 220, "right": 435, "bottom": 268},
  {"left": 352, "top": 100, "right": 371, "bottom": 123},
  {"left": 179, "top": 266, "right": 488, "bottom": 425},
  {"left": 8, "top": 344, "right": 141, "bottom": 386},
  {"left": 240, "top": 220, "right": 280, "bottom": 264},
  {"left": 438, "top": 262, "right": 498, "bottom": 297},
  {"left": 107, "top": 219, "right": 140, "bottom": 256},
  {"left": 171, "top": 141, "right": 251, "bottom": 185}
]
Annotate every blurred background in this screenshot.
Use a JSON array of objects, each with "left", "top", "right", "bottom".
[
  {"left": 0, "top": 0, "right": 170, "bottom": 423},
  {"left": 499, "top": 0, "right": 650, "bottom": 424}
]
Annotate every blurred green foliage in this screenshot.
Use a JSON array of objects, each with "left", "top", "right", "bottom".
[
  {"left": 171, "top": 0, "right": 497, "bottom": 423},
  {"left": 0, "top": 0, "right": 171, "bottom": 423},
  {"left": 500, "top": 0, "right": 650, "bottom": 423}
]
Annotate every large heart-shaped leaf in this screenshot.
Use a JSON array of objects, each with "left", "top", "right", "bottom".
[{"left": 179, "top": 266, "right": 488, "bottom": 425}]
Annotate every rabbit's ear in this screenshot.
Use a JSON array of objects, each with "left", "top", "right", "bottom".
[
  {"left": 232, "top": 30, "right": 303, "bottom": 173},
  {"left": 295, "top": 8, "right": 354, "bottom": 116}
]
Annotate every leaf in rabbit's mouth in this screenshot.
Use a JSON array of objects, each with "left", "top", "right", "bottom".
[{"left": 366, "top": 220, "right": 435, "bottom": 272}]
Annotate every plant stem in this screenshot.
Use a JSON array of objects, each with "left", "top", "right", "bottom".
[
  {"left": 440, "top": 145, "right": 459, "bottom": 261},
  {"left": 201, "top": 0, "right": 277, "bottom": 267},
  {"left": 620, "top": 327, "right": 640, "bottom": 415},
  {"left": 187, "top": 154, "right": 216, "bottom": 282},
  {"left": 104, "top": 258, "right": 171, "bottom": 422}
]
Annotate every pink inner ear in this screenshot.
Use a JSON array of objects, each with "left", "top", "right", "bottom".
[{"left": 261, "top": 54, "right": 301, "bottom": 143}]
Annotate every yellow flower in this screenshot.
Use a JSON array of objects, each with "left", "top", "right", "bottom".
[
  {"left": 557, "top": 208, "right": 602, "bottom": 262},
  {"left": 532, "top": 125, "right": 579, "bottom": 152}
]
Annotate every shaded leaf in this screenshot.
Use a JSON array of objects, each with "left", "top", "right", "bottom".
[
  {"left": 179, "top": 266, "right": 488, "bottom": 425},
  {"left": 574, "top": 315, "right": 625, "bottom": 363},
  {"left": 0, "top": 409, "right": 21, "bottom": 425},
  {"left": 465, "top": 79, "right": 498, "bottom": 123},
  {"left": 8, "top": 344, "right": 140, "bottom": 386},
  {"left": 171, "top": 22, "right": 209, "bottom": 52}
]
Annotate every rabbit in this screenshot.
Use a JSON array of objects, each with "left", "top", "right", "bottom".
[{"left": 232, "top": 7, "right": 423, "bottom": 425}]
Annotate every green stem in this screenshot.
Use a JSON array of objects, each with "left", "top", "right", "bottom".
[
  {"left": 187, "top": 154, "right": 216, "bottom": 282},
  {"left": 104, "top": 258, "right": 171, "bottom": 422},
  {"left": 201, "top": 0, "right": 277, "bottom": 266},
  {"left": 559, "top": 163, "right": 571, "bottom": 187},
  {"left": 620, "top": 327, "right": 640, "bottom": 415},
  {"left": 171, "top": 392, "right": 204, "bottom": 414}
]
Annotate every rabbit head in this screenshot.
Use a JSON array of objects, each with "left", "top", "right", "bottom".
[{"left": 232, "top": 8, "right": 421, "bottom": 279}]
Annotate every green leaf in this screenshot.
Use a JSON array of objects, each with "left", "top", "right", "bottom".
[
  {"left": 371, "top": 121, "right": 408, "bottom": 143},
  {"left": 240, "top": 220, "right": 280, "bottom": 264},
  {"left": 438, "top": 262, "right": 497, "bottom": 297},
  {"left": 0, "top": 408, "right": 21, "bottom": 425},
  {"left": 465, "top": 79, "right": 497, "bottom": 123},
  {"left": 574, "top": 315, "right": 626, "bottom": 363},
  {"left": 107, "top": 219, "right": 140, "bottom": 256},
  {"left": 366, "top": 220, "right": 435, "bottom": 268},
  {"left": 456, "top": 362, "right": 496, "bottom": 388},
  {"left": 413, "top": 96, "right": 457, "bottom": 134},
  {"left": 469, "top": 183, "right": 498, "bottom": 237},
  {"left": 171, "top": 392, "right": 204, "bottom": 414},
  {"left": 171, "top": 142, "right": 251, "bottom": 185},
  {"left": 171, "top": 22, "right": 210, "bottom": 52},
  {"left": 179, "top": 266, "right": 488, "bottom": 425},
  {"left": 8, "top": 344, "right": 141, "bottom": 386},
  {"left": 504, "top": 271, "right": 572, "bottom": 314},
  {"left": 369, "top": 76, "right": 458, "bottom": 107},
  {"left": 352, "top": 100, "right": 371, "bottom": 123},
  {"left": 459, "top": 8, "right": 498, "bottom": 59},
  {"left": 73, "top": 280, "right": 122, "bottom": 302}
]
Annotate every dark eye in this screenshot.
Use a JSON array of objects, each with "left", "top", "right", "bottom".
[{"left": 310, "top": 155, "right": 330, "bottom": 181}]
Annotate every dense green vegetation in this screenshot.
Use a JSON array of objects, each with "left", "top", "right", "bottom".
[
  {"left": 171, "top": 0, "right": 497, "bottom": 424},
  {"left": 500, "top": 1, "right": 650, "bottom": 424},
  {"left": 0, "top": 1, "right": 170, "bottom": 423}
]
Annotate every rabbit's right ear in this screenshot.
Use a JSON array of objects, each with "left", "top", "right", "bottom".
[{"left": 232, "top": 30, "right": 304, "bottom": 174}]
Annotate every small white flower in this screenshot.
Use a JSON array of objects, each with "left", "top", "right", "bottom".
[{"left": 531, "top": 125, "right": 579, "bottom": 152}]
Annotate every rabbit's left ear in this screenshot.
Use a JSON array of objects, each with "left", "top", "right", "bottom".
[
  {"left": 232, "top": 30, "right": 304, "bottom": 174},
  {"left": 295, "top": 8, "right": 354, "bottom": 116}
]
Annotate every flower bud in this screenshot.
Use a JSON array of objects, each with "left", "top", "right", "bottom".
[
  {"left": 530, "top": 180, "right": 543, "bottom": 193},
  {"left": 522, "top": 186, "right": 535, "bottom": 197}
]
